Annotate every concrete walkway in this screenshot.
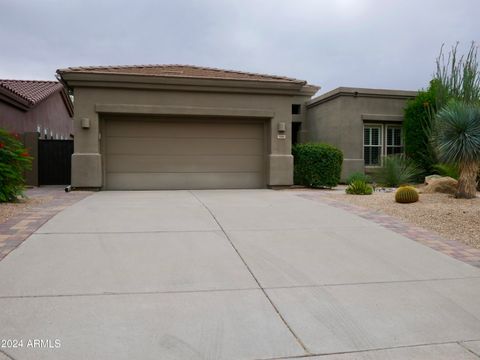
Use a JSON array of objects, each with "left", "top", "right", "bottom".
[{"left": 0, "top": 190, "right": 479, "bottom": 359}]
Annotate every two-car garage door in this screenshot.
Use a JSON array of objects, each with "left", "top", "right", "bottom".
[{"left": 104, "top": 117, "right": 266, "bottom": 190}]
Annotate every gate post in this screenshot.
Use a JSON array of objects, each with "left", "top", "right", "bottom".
[{"left": 22, "top": 132, "right": 39, "bottom": 187}]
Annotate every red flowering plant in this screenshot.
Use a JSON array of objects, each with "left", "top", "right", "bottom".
[{"left": 0, "top": 128, "right": 32, "bottom": 202}]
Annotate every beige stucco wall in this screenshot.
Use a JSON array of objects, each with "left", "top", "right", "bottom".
[
  {"left": 305, "top": 90, "right": 415, "bottom": 180},
  {"left": 69, "top": 82, "right": 313, "bottom": 189}
]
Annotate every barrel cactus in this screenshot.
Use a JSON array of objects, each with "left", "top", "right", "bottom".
[{"left": 395, "top": 186, "right": 419, "bottom": 203}]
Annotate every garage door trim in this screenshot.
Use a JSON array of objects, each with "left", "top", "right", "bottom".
[{"left": 100, "top": 115, "right": 269, "bottom": 190}]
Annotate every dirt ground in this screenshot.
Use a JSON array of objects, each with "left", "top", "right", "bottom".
[{"left": 326, "top": 188, "right": 480, "bottom": 249}]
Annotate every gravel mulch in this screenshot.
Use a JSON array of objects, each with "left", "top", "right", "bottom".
[
  {"left": 0, "top": 192, "right": 53, "bottom": 225},
  {"left": 326, "top": 189, "right": 480, "bottom": 249}
]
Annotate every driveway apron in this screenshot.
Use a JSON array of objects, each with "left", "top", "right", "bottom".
[{"left": 0, "top": 190, "right": 479, "bottom": 359}]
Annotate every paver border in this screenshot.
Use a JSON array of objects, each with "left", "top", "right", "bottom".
[
  {"left": 296, "top": 191, "right": 480, "bottom": 268},
  {"left": 0, "top": 187, "right": 92, "bottom": 261}
]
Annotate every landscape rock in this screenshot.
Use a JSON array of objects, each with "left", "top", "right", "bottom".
[
  {"left": 423, "top": 176, "right": 458, "bottom": 194},
  {"left": 424, "top": 174, "right": 443, "bottom": 184}
]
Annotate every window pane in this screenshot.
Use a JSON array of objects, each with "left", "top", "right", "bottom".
[
  {"left": 365, "top": 146, "right": 382, "bottom": 165},
  {"left": 371, "top": 128, "right": 380, "bottom": 145},
  {"left": 393, "top": 146, "right": 403, "bottom": 155},
  {"left": 394, "top": 128, "right": 402, "bottom": 146},
  {"left": 387, "top": 128, "right": 392, "bottom": 146},
  {"left": 364, "top": 147, "right": 370, "bottom": 165},
  {"left": 371, "top": 146, "right": 381, "bottom": 165},
  {"left": 364, "top": 128, "right": 370, "bottom": 145}
]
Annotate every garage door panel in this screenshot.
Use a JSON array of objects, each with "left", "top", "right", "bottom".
[
  {"left": 106, "top": 120, "right": 262, "bottom": 139},
  {"left": 107, "top": 155, "right": 264, "bottom": 173},
  {"left": 105, "top": 118, "right": 265, "bottom": 190},
  {"left": 107, "top": 173, "right": 263, "bottom": 190},
  {"left": 106, "top": 137, "right": 263, "bottom": 156}
]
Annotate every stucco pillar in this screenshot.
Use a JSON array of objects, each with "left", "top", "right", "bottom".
[
  {"left": 267, "top": 111, "right": 293, "bottom": 186},
  {"left": 71, "top": 111, "right": 102, "bottom": 188}
]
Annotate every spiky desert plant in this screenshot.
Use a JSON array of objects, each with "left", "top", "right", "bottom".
[
  {"left": 395, "top": 186, "right": 419, "bottom": 203},
  {"left": 345, "top": 180, "right": 373, "bottom": 195},
  {"left": 373, "top": 155, "right": 420, "bottom": 187},
  {"left": 433, "top": 100, "right": 480, "bottom": 198}
]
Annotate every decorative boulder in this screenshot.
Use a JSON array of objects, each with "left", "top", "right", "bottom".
[
  {"left": 424, "top": 174, "right": 443, "bottom": 184},
  {"left": 423, "top": 176, "right": 458, "bottom": 194}
]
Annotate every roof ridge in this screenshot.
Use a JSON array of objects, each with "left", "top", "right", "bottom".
[{"left": 57, "top": 64, "right": 305, "bottom": 83}]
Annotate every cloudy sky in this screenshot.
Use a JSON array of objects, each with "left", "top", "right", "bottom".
[{"left": 1, "top": 0, "right": 478, "bottom": 94}]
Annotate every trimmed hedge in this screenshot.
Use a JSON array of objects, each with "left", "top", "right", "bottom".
[{"left": 293, "top": 143, "right": 343, "bottom": 188}]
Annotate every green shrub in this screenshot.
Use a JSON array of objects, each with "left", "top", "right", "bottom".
[
  {"left": 432, "top": 163, "right": 460, "bottom": 179},
  {"left": 0, "top": 129, "right": 32, "bottom": 202},
  {"left": 373, "top": 155, "right": 420, "bottom": 187},
  {"left": 395, "top": 186, "right": 419, "bottom": 203},
  {"left": 403, "top": 80, "right": 439, "bottom": 178},
  {"left": 293, "top": 143, "right": 343, "bottom": 188},
  {"left": 345, "top": 180, "right": 373, "bottom": 195},
  {"left": 345, "top": 172, "right": 371, "bottom": 185}
]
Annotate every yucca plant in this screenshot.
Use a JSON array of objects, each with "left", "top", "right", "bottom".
[
  {"left": 373, "top": 155, "right": 420, "bottom": 187},
  {"left": 433, "top": 100, "right": 480, "bottom": 198}
]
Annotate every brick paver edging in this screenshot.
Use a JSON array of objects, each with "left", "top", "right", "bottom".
[
  {"left": 297, "top": 192, "right": 480, "bottom": 269},
  {"left": 0, "top": 187, "right": 92, "bottom": 261}
]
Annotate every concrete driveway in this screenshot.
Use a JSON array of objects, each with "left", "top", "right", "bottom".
[{"left": 1, "top": 190, "right": 480, "bottom": 360}]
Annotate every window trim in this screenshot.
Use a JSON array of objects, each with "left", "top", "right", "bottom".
[{"left": 363, "top": 123, "right": 404, "bottom": 167}]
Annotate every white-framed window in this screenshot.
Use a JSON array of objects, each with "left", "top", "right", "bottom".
[
  {"left": 364, "top": 124, "right": 403, "bottom": 166},
  {"left": 364, "top": 125, "right": 382, "bottom": 166}
]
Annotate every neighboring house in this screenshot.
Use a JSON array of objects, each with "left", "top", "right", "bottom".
[
  {"left": 57, "top": 65, "right": 318, "bottom": 190},
  {"left": 0, "top": 79, "right": 73, "bottom": 139},
  {"left": 304, "top": 87, "right": 417, "bottom": 178}
]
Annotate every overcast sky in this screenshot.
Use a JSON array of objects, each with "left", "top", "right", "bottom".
[{"left": 1, "top": 0, "right": 478, "bottom": 95}]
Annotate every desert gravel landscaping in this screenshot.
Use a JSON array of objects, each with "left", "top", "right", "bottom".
[{"left": 326, "top": 189, "right": 480, "bottom": 249}]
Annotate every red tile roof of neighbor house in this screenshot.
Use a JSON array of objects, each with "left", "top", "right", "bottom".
[
  {"left": 57, "top": 64, "right": 310, "bottom": 84},
  {"left": 0, "top": 79, "right": 64, "bottom": 106},
  {"left": 0, "top": 79, "right": 73, "bottom": 115}
]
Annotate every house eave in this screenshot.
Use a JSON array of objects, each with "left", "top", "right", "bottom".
[
  {"left": 306, "top": 87, "right": 418, "bottom": 108},
  {"left": 57, "top": 72, "right": 319, "bottom": 96}
]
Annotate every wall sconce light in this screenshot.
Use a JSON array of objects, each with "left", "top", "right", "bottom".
[{"left": 81, "top": 118, "right": 91, "bottom": 129}]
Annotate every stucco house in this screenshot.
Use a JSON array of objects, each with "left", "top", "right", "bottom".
[
  {"left": 57, "top": 65, "right": 318, "bottom": 190},
  {"left": 304, "top": 87, "right": 417, "bottom": 178},
  {"left": 57, "top": 65, "right": 415, "bottom": 190},
  {"left": 0, "top": 79, "right": 73, "bottom": 139}
]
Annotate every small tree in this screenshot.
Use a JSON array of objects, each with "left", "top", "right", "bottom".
[
  {"left": 434, "top": 101, "right": 480, "bottom": 198},
  {"left": 0, "top": 129, "right": 32, "bottom": 202},
  {"left": 403, "top": 80, "right": 438, "bottom": 176}
]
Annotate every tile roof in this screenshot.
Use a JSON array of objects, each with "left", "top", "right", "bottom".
[
  {"left": 0, "top": 79, "right": 64, "bottom": 106},
  {"left": 57, "top": 64, "right": 307, "bottom": 84}
]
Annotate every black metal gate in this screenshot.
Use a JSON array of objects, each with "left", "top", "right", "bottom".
[{"left": 38, "top": 140, "right": 73, "bottom": 185}]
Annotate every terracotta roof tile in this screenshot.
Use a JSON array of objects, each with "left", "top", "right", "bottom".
[
  {"left": 0, "top": 79, "right": 64, "bottom": 106},
  {"left": 57, "top": 64, "right": 307, "bottom": 84}
]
